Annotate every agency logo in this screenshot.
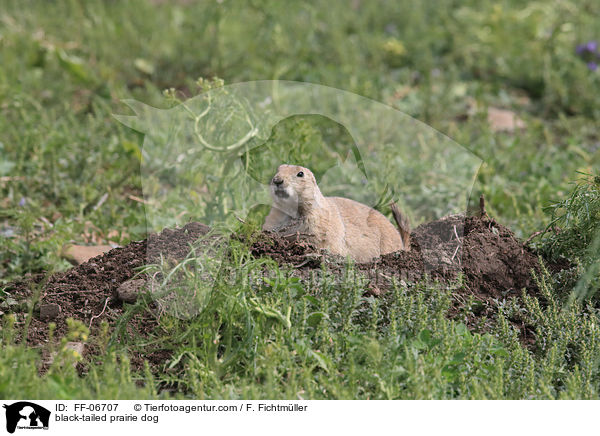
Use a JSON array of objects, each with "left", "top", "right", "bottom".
[{"left": 2, "top": 402, "right": 50, "bottom": 434}]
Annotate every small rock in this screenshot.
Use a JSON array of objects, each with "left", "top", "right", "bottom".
[
  {"left": 367, "top": 284, "right": 382, "bottom": 297},
  {"left": 39, "top": 303, "right": 61, "bottom": 321},
  {"left": 0, "top": 297, "right": 19, "bottom": 309},
  {"left": 440, "top": 256, "right": 453, "bottom": 265},
  {"left": 65, "top": 341, "right": 85, "bottom": 357},
  {"left": 44, "top": 342, "right": 86, "bottom": 368},
  {"left": 61, "top": 244, "right": 117, "bottom": 265},
  {"left": 487, "top": 107, "right": 526, "bottom": 132},
  {"left": 115, "top": 278, "right": 147, "bottom": 303}
]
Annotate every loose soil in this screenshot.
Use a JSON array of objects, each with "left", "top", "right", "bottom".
[{"left": 3, "top": 215, "right": 557, "bottom": 373}]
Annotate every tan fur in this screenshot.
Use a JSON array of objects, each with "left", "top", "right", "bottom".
[{"left": 263, "top": 164, "right": 409, "bottom": 263}]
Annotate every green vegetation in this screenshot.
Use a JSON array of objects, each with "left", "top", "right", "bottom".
[{"left": 1, "top": 0, "right": 599, "bottom": 399}]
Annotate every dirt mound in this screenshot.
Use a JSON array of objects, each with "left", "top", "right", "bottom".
[
  {"left": 3, "top": 215, "right": 550, "bottom": 370},
  {"left": 5, "top": 223, "right": 210, "bottom": 350},
  {"left": 381, "top": 215, "right": 543, "bottom": 298},
  {"left": 250, "top": 215, "right": 543, "bottom": 302},
  {"left": 377, "top": 215, "right": 546, "bottom": 344},
  {"left": 246, "top": 232, "right": 321, "bottom": 268}
]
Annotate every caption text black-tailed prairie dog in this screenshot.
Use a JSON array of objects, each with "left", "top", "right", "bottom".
[{"left": 263, "top": 164, "right": 410, "bottom": 263}]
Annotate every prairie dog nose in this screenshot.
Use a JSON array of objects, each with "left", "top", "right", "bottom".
[{"left": 272, "top": 176, "right": 283, "bottom": 185}]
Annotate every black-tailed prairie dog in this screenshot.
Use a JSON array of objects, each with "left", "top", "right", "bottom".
[{"left": 263, "top": 164, "right": 410, "bottom": 263}]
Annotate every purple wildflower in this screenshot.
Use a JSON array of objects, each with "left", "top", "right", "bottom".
[
  {"left": 18, "top": 197, "right": 26, "bottom": 207},
  {"left": 576, "top": 40, "right": 598, "bottom": 55},
  {"left": 586, "top": 40, "right": 598, "bottom": 52},
  {"left": 576, "top": 41, "right": 600, "bottom": 70}
]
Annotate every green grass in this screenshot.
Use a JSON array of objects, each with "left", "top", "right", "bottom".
[
  {"left": 4, "top": 255, "right": 600, "bottom": 399},
  {"left": 1, "top": 0, "right": 600, "bottom": 399}
]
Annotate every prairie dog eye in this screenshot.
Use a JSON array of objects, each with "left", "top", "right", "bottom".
[{"left": 297, "top": 171, "right": 304, "bottom": 177}]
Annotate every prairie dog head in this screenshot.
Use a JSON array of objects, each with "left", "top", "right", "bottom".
[{"left": 269, "top": 164, "right": 324, "bottom": 216}]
